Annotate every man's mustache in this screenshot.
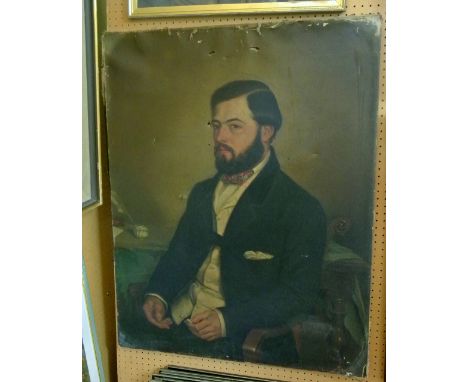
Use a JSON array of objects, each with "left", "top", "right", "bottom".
[{"left": 214, "top": 143, "right": 235, "bottom": 155}]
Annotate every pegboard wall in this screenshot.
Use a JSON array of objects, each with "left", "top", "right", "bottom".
[{"left": 106, "top": 1, "right": 386, "bottom": 381}]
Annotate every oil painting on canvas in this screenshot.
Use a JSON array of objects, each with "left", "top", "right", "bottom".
[{"left": 103, "top": 16, "right": 381, "bottom": 376}]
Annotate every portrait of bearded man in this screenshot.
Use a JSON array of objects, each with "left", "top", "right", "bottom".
[{"left": 142, "top": 80, "right": 327, "bottom": 361}]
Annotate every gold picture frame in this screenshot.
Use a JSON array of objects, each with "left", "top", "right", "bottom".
[{"left": 129, "top": 0, "right": 346, "bottom": 18}]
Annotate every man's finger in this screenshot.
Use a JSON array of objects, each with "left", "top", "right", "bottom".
[
  {"left": 143, "top": 305, "right": 158, "bottom": 325},
  {"left": 146, "top": 313, "right": 169, "bottom": 329},
  {"left": 189, "top": 325, "right": 219, "bottom": 341},
  {"left": 156, "top": 318, "right": 173, "bottom": 329},
  {"left": 200, "top": 332, "right": 218, "bottom": 341},
  {"left": 154, "top": 303, "right": 165, "bottom": 322},
  {"left": 144, "top": 312, "right": 159, "bottom": 327},
  {"left": 145, "top": 313, "right": 165, "bottom": 328},
  {"left": 198, "top": 327, "right": 215, "bottom": 337},
  {"left": 143, "top": 301, "right": 161, "bottom": 322},
  {"left": 143, "top": 304, "right": 172, "bottom": 329},
  {"left": 194, "top": 319, "right": 211, "bottom": 332},
  {"left": 191, "top": 311, "right": 210, "bottom": 323}
]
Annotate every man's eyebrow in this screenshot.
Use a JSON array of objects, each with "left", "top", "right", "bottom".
[
  {"left": 210, "top": 118, "right": 246, "bottom": 124},
  {"left": 226, "top": 118, "right": 245, "bottom": 124}
]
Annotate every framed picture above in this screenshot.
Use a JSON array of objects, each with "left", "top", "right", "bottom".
[
  {"left": 128, "top": 0, "right": 346, "bottom": 18},
  {"left": 83, "top": 0, "right": 102, "bottom": 210}
]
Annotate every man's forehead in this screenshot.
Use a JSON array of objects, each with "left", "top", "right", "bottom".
[{"left": 212, "top": 95, "right": 253, "bottom": 120}]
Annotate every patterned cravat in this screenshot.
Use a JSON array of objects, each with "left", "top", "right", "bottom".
[{"left": 221, "top": 169, "right": 254, "bottom": 185}]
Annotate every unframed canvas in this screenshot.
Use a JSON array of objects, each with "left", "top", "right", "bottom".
[{"left": 103, "top": 17, "right": 381, "bottom": 376}]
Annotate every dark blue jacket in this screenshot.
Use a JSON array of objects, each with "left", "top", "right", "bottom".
[{"left": 146, "top": 150, "right": 327, "bottom": 342}]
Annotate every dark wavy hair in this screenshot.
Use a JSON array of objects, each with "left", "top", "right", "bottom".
[{"left": 210, "top": 80, "right": 283, "bottom": 137}]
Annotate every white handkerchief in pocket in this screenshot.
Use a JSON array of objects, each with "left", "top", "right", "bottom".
[{"left": 243, "top": 250, "right": 274, "bottom": 261}]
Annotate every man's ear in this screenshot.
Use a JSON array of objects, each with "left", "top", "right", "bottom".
[{"left": 260, "top": 125, "right": 275, "bottom": 144}]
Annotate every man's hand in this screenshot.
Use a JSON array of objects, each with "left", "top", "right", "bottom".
[
  {"left": 187, "top": 310, "right": 223, "bottom": 341},
  {"left": 142, "top": 295, "right": 173, "bottom": 329}
]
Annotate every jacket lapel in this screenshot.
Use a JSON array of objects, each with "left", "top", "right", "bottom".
[
  {"left": 223, "top": 149, "right": 280, "bottom": 242},
  {"left": 191, "top": 175, "right": 218, "bottom": 239}
]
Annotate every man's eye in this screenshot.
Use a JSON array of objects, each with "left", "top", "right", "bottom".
[{"left": 229, "top": 124, "right": 242, "bottom": 130}]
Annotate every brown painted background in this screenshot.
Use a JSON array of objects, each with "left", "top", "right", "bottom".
[{"left": 104, "top": 20, "right": 380, "bottom": 259}]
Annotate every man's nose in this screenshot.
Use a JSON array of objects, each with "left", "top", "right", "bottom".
[{"left": 214, "top": 125, "right": 230, "bottom": 143}]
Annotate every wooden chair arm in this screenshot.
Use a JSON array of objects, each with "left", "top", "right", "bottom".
[{"left": 242, "top": 326, "right": 291, "bottom": 362}]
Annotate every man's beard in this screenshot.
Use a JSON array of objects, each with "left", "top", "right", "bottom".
[{"left": 214, "top": 132, "right": 265, "bottom": 175}]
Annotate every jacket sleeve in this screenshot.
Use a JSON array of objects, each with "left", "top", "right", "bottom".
[
  {"left": 144, "top": 185, "right": 207, "bottom": 305},
  {"left": 220, "top": 198, "right": 327, "bottom": 340}
]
